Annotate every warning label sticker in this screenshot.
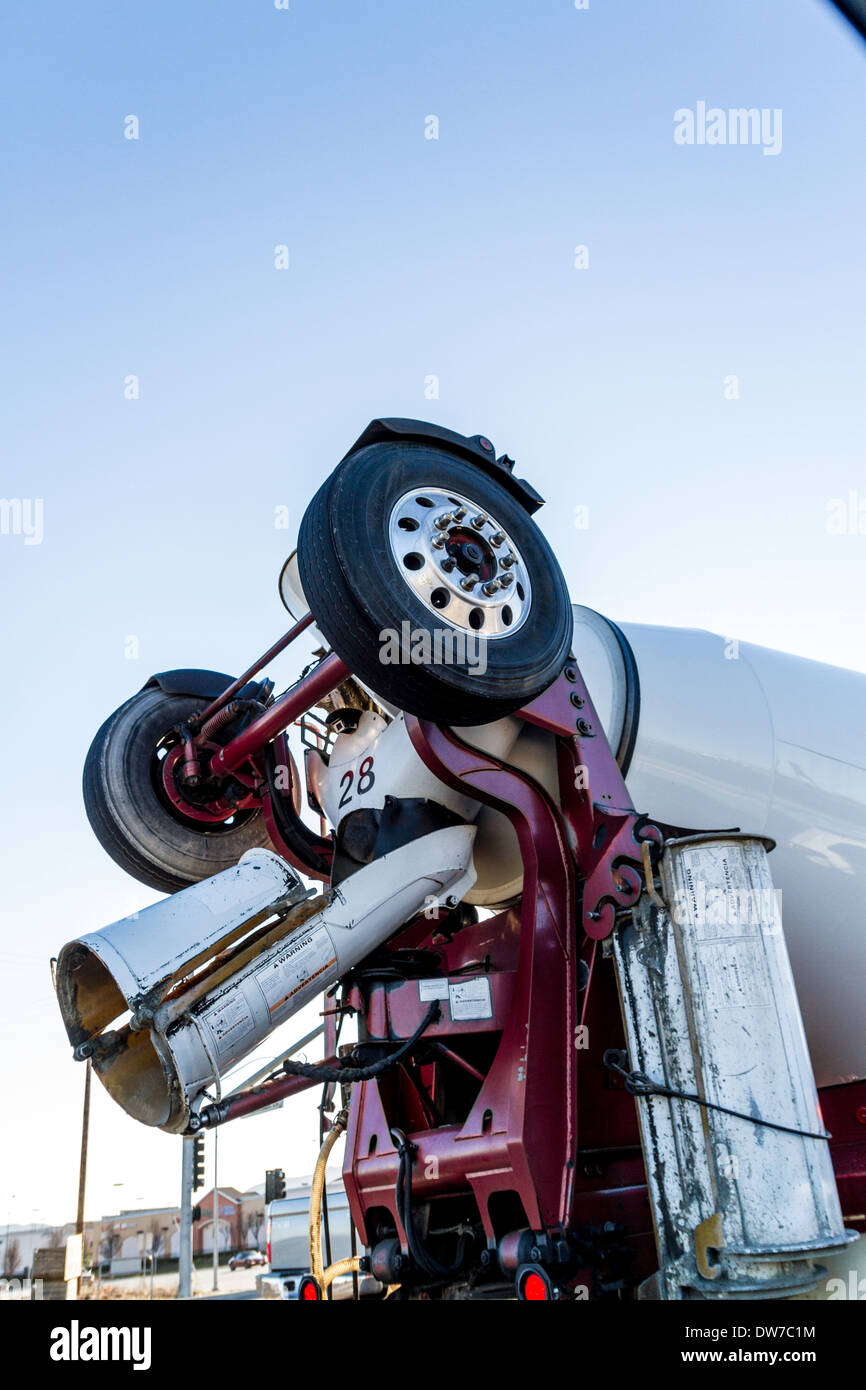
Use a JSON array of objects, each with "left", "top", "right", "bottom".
[
  {"left": 448, "top": 977, "right": 493, "bottom": 1022},
  {"left": 697, "top": 939, "right": 772, "bottom": 1010},
  {"left": 419, "top": 978, "right": 450, "bottom": 1002},
  {"left": 201, "top": 989, "right": 256, "bottom": 1056},
  {"left": 254, "top": 926, "right": 337, "bottom": 1018}
]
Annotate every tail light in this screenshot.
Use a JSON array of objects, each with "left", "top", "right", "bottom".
[{"left": 516, "top": 1264, "right": 557, "bottom": 1301}]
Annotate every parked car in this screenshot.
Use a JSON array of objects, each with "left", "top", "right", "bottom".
[{"left": 229, "top": 1250, "right": 266, "bottom": 1270}]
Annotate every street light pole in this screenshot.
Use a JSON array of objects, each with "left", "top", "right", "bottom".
[
  {"left": 75, "top": 1060, "right": 92, "bottom": 1296},
  {"left": 177, "top": 1138, "right": 194, "bottom": 1300},
  {"left": 212, "top": 1128, "right": 219, "bottom": 1292}
]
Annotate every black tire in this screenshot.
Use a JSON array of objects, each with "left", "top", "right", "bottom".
[
  {"left": 83, "top": 687, "right": 277, "bottom": 894},
  {"left": 297, "top": 442, "right": 573, "bottom": 724}
]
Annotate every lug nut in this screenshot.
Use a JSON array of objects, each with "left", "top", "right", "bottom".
[
  {"left": 501, "top": 552, "right": 517, "bottom": 568},
  {"left": 434, "top": 512, "right": 453, "bottom": 531},
  {"left": 499, "top": 572, "right": 514, "bottom": 587},
  {"left": 432, "top": 534, "right": 447, "bottom": 549},
  {"left": 471, "top": 513, "right": 487, "bottom": 529},
  {"left": 440, "top": 558, "right": 455, "bottom": 572},
  {"left": 490, "top": 530, "right": 505, "bottom": 546},
  {"left": 453, "top": 506, "right": 467, "bottom": 521},
  {"left": 482, "top": 580, "right": 499, "bottom": 596},
  {"left": 460, "top": 574, "right": 479, "bottom": 591}
]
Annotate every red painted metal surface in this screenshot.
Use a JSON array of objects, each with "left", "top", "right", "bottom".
[
  {"left": 210, "top": 652, "right": 349, "bottom": 777},
  {"left": 339, "top": 712, "right": 578, "bottom": 1251},
  {"left": 161, "top": 742, "right": 261, "bottom": 822},
  {"left": 191, "top": 613, "right": 314, "bottom": 728},
  {"left": 819, "top": 1079, "right": 866, "bottom": 1233},
  {"left": 199, "top": 1064, "right": 335, "bottom": 1126},
  {"left": 522, "top": 664, "right": 662, "bottom": 938}
]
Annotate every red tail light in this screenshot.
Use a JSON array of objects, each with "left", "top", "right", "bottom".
[
  {"left": 516, "top": 1264, "right": 557, "bottom": 1301},
  {"left": 298, "top": 1274, "right": 322, "bottom": 1301}
]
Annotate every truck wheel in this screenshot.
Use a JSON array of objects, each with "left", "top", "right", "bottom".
[
  {"left": 83, "top": 687, "right": 278, "bottom": 894},
  {"left": 297, "top": 441, "right": 573, "bottom": 725}
]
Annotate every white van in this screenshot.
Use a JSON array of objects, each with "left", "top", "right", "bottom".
[{"left": 256, "top": 1180, "right": 380, "bottom": 1300}]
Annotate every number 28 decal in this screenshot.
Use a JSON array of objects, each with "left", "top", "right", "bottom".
[{"left": 338, "top": 755, "right": 376, "bottom": 809}]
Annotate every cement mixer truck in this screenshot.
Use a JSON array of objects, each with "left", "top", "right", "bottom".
[{"left": 54, "top": 419, "right": 865, "bottom": 1300}]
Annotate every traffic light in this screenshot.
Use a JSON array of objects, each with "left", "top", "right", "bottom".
[
  {"left": 192, "top": 1205, "right": 202, "bottom": 1224},
  {"left": 192, "top": 1134, "right": 206, "bottom": 1191},
  {"left": 265, "top": 1168, "right": 286, "bottom": 1203}
]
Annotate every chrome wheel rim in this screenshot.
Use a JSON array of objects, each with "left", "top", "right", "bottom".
[{"left": 387, "top": 486, "right": 532, "bottom": 639}]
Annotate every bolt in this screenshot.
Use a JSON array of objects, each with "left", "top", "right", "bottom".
[
  {"left": 576, "top": 718, "right": 593, "bottom": 736},
  {"left": 432, "top": 534, "right": 446, "bottom": 549},
  {"left": 501, "top": 552, "right": 516, "bottom": 567},
  {"left": 434, "top": 512, "right": 453, "bottom": 530},
  {"left": 570, "top": 692, "right": 584, "bottom": 708},
  {"left": 616, "top": 880, "right": 630, "bottom": 894},
  {"left": 564, "top": 667, "right": 577, "bottom": 683},
  {"left": 479, "top": 1249, "right": 493, "bottom": 1268},
  {"left": 499, "top": 572, "right": 514, "bottom": 588},
  {"left": 440, "top": 558, "right": 455, "bottom": 572},
  {"left": 490, "top": 530, "right": 505, "bottom": 546},
  {"left": 529, "top": 1246, "right": 542, "bottom": 1263},
  {"left": 453, "top": 506, "right": 467, "bottom": 521},
  {"left": 471, "top": 513, "right": 487, "bottom": 529},
  {"left": 482, "top": 580, "right": 499, "bottom": 596},
  {"left": 460, "top": 574, "right": 479, "bottom": 591}
]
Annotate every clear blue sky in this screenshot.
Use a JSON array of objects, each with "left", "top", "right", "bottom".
[{"left": 1, "top": 0, "right": 864, "bottom": 1229}]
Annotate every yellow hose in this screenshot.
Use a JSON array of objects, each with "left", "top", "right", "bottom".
[
  {"left": 321, "top": 1255, "right": 362, "bottom": 1291},
  {"left": 309, "top": 1108, "right": 349, "bottom": 1289}
]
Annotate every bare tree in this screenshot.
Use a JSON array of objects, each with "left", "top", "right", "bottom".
[
  {"left": 147, "top": 1219, "right": 165, "bottom": 1258},
  {"left": 100, "top": 1230, "right": 122, "bottom": 1264},
  {"left": 245, "top": 1210, "right": 265, "bottom": 1249},
  {"left": 3, "top": 1237, "right": 21, "bottom": 1279}
]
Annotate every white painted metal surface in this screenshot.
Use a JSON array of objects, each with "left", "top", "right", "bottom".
[
  {"left": 58, "top": 848, "right": 309, "bottom": 1007},
  {"left": 568, "top": 607, "right": 866, "bottom": 1086},
  {"left": 612, "top": 834, "right": 855, "bottom": 1300},
  {"left": 308, "top": 708, "right": 522, "bottom": 832},
  {"left": 57, "top": 831, "right": 476, "bottom": 1133}
]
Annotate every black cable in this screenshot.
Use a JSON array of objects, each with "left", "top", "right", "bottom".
[
  {"left": 281, "top": 1002, "right": 441, "bottom": 1083},
  {"left": 603, "top": 1051, "right": 831, "bottom": 1142},
  {"left": 390, "top": 1128, "right": 471, "bottom": 1281}
]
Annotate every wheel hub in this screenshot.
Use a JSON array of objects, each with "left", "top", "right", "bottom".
[{"left": 388, "top": 487, "right": 532, "bottom": 639}]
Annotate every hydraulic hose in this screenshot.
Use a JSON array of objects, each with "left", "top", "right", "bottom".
[
  {"left": 321, "top": 1256, "right": 363, "bottom": 1292},
  {"left": 309, "top": 1108, "right": 349, "bottom": 1288}
]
